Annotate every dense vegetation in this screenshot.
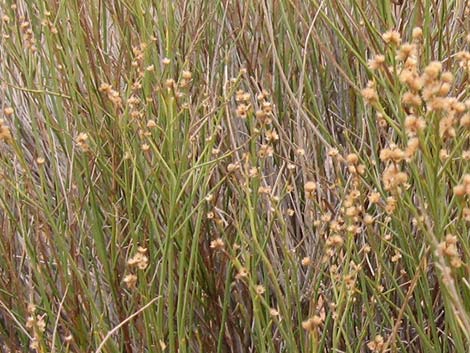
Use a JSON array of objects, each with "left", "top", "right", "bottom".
[{"left": 0, "top": 0, "right": 470, "bottom": 352}]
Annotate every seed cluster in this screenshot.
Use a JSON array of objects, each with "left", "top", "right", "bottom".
[{"left": 1, "top": 2, "right": 470, "bottom": 353}]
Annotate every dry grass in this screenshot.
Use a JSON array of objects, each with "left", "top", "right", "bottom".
[{"left": 0, "top": 0, "right": 470, "bottom": 352}]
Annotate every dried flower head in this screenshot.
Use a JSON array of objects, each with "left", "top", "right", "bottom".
[
  {"left": 404, "top": 115, "right": 426, "bottom": 136},
  {"left": 127, "top": 252, "right": 148, "bottom": 270},
  {"left": 236, "top": 267, "right": 248, "bottom": 280},
  {"left": 210, "top": 238, "right": 225, "bottom": 251},
  {"left": 423, "top": 61, "right": 442, "bottom": 82},
  {"left": 412, "top": 27, "right": 423, "bottom": 41},
  {"left": 302, "top": 315, "right": 323, "bottom": 332},
  {"left": 301, "top": 257, "right": 312, "bottom": 266},
  {"left": 396, "top": 43, "right": 416, "bottom": 61},
  {"left": 439, "top": 115, "right": 456, "bottom": 139},
  {"left": 382, "top": 164, "right": 408, "bottom": 191},
  {"left": 3, "top": 107, "right": 14, "bottom": 116},
  {"left": 182, "top": 70, "right": 192, "bottom": 80},
  {"left": 123, "top": 274, "right": 138, "bottom": 289},
  {"left": 304, "top": 181, "right": 317, "bottom": 199},
  {"left": 368, "top": 54, "right": 385, "bottom": 70},
  {"left": 346, "top": 153, "right": 359, "bottom": 165},
  {"left": 75, "top": 132, "right": 89, "bottom": 152},
  {"left": 326, "top": 235, "right": 344, "bottom": 248},
  {"left": 227, "top": 163, "right": 240, "bottom": 173},
  {"left": 361, "top": 81, "right": 379, "bottom": 105},
  {"left": 269, "top": 308, "right": 279, "bottom": 316},
  {"left": 255, "top": 285, "right": 265, "bottom": 295},
  {"left": 437, "top": 234, "right": 462, "bottom": 268},
  {"left": 382, "top": 30, "right": 401, "bottom": 45},
  {"left": 460, "top": 113, "right": 470, "bottom": 128},
  {"left": 368, "top": 192, "right": 381, "bottom": 204},
  {"left": 367, "top": 335, "right": 385, "bottom": 352},
  {"left": 0, "top": 119, "right": 12, "bottom": 143},
  {"left": 236, "top": 103, "right": 249, "bottom": 119}
]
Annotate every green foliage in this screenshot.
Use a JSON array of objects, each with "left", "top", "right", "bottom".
[{"left": 0, "top": 0, "right": 469, "bottom": 352}]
